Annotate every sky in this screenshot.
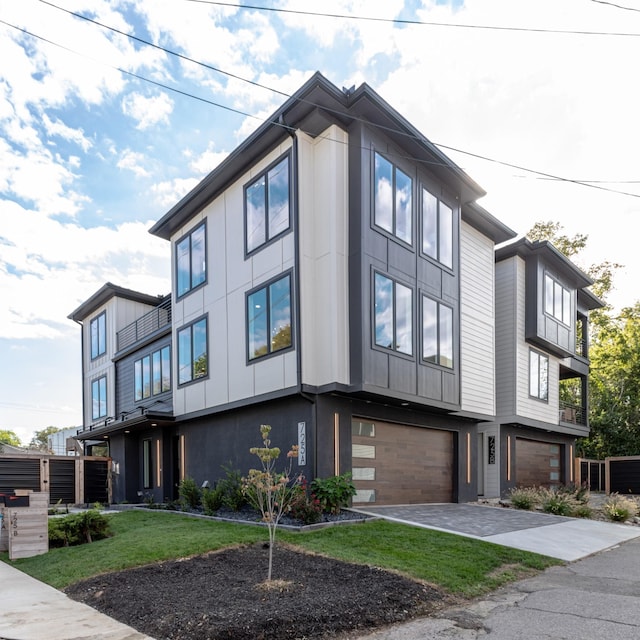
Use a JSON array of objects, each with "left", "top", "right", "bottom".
[{"left": 1, "top": 0, "right": 639, "bottom": 445}]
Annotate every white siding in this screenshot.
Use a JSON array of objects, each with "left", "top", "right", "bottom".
[
  {"left": 171, "top": 140, "right": 297, "bottom": 417},
  {"left": 298, "top": 125, "right": 350, "bottom": 387},
  {"left": 460, "top": 222, "right": 495, "bottom": 416}
]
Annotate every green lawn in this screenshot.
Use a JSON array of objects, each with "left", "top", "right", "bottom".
[{"left": 2, "top": 510, "right": 560, "bottom": 596}]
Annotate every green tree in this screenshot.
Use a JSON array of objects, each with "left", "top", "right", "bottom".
[
  {"left": 0, "top": 430, "right": 22, "bottom": 448},
  {"left": 29, "top": 426, "right": 61, "bottom": 451}
]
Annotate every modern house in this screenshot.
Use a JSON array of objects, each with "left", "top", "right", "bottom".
[{"left": 69, "top": 72, "right": 600, "bottom": 505}]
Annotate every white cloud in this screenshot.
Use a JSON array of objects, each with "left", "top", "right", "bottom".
[
  {"left": 41, "top": 114, "right": 93, "bottom": 153},
  {"left": 151, "top": 177, "right": 200, "bottom": 208},
  {"left": 116, "top": 148, "right": 151, "bottom": 177},
  {"left": 121, "top": 91, "right": 174, "bottom": 130}
]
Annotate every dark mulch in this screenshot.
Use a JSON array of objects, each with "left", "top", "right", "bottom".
[{"left": 65, "top": 543, "right": 454, "bottom": 639}]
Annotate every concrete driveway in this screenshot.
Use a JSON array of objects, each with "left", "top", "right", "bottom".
[{"left": 353, "top": 503, "right": 640, "bottom": 561}]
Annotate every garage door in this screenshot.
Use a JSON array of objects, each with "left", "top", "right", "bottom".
[
  {"left": 352, "top": 419, "right": 454, "bottom": 505},
  {"left": 516, "top": 439, "right": 562, "bottom": 488}
]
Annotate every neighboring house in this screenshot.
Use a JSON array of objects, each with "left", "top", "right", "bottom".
[
  {"left": 488, "top": 238, "right": 603, "bottom": 496},
  {"left": 69, "top": 72, "right": 599, "bottom": 504}
]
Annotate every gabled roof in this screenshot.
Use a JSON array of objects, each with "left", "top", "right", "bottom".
[
  {"left": 149, "top": 71, "right": 515, "bottom": 243},
  {"left": 68, "top": 283, "right": 165, "bottom": 322}
]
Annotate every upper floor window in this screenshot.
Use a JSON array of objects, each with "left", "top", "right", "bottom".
[
  {"left": 529, "top": 349, "right": 549, "bottom": 401},
  {"left": 176, "top": 222, "right": 206, "bottom": 298},
  {"left": 135, "top": 346, "right": 171, "bottom": 401},
  {"left": 374, "top": 152, "right": 412, "bottom": 245},
  {"left": 422, "top": 296, "right": 454, "bottom": 368},
  {"left": 245, "top": 155, "right": 290, "bottom": 254},
  {"left": 247, "top": 273, "right": 292, "bottom": 360},
  {"left": 544, "top": 274, "right": 572, "bottom": 326},
  {"left": 90, "top": 312, "right": 106, "bottom": 359},
  {"left": 374, "top": 272, "right": 413, "bottom": 355},
  {"left": 178, "top": 317, "right": 208, "bottom": 385},
  {"left": 422, "top": 188, "right": 453, "bottom": 269},
  {"left": 91, "top": 375, "right": 107, "bottom": 420}
]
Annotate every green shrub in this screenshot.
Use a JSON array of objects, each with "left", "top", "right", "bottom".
[
  {"left": 507, "top": 487, "right": 540, "bottom": 510},
  {"left": 202, "top": 484, "right": 224, "bottom": 515},
  {"left": 179, "top": 477, "right": 202, "bottom": 510},
  {"left": 288, "top": 479, "right": 323, "bottom": 525},
  {"left": 218, "top": 464, "right": 247, "bottom": 511},
  {"left": 603, "top": 494, "right": 639, "bottom": 522},
  {"left": 572, "top": 504, "right": 593, "bottom": 518},
  {"left": 555, "top": 483, "right": 590, "bottom": 504},
  {"left": 310, "top": 472, "right": 357, "bottom": 514},
  {"left": 540, "top": 490, "right": 574, "bottom": 516},
  {"left": 48, "top": 510, "right": 111, "bottom": 548}
]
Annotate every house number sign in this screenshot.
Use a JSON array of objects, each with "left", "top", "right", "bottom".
[
  {"left": 297, "top": 422, "right": 306, "bottom": 466},
  {"left": 488, "top": 436, "right": 496, "bottom": 465}
]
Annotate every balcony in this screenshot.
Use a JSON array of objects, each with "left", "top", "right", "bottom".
[
  {"left": 559, "top": 400, "right": 586, "bottom": 426},
  {"left": 117, "top": 297, "right": 172, "bottom": 352}
]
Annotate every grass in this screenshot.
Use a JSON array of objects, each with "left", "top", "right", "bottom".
[{"left": 2, "top": 510, "right": 560, "bottom": 596}]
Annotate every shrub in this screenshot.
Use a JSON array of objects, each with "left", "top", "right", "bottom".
[
  {"left": 507, "top": 487, "right": 540, "bottom": 510},
  {"left": 540, "top": 489, "right": 574, "bottom": 516},
  {"left": 288, "top": 478, "right": 323, "bottom": 525},
  {"left": 555, "top": 483, "right": 590, "bottom": 504},
  {"left": 572, "top": 504, "right": 593, "bottom": 518},
  {"left": 310, "top": 472, "right": 357, "bottom": 514},
  {"left": 179, "top": 477, "right": 202, "bottom": 510},
  {"left": 603, "top": 494, "right": 639, "bottom": 522},
  {"left": 48, "top": 510, "right": 111, "bottom": 548},
  {"left": 202, "top": 484, "right": 224, "bottom": 515},
  {"left": 218, "top": 464, "right": 247, "bottom": 511}
]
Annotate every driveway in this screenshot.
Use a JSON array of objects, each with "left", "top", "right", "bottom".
[{"left": 353, "top": 503, "right": 640, "bottom": 560}]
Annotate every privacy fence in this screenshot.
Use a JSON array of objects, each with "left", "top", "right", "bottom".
[
  {"left": 0, "top": 455, "right": 110, "bottom": 505},
  {"left": 576, "top": 456, "right": 640, "bottom": 495}
]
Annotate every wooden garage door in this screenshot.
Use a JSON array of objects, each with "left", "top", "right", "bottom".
[
  {"left": 352, "top": 419, "right": 454, "bottom": 505},
  {"left": 516, "top": 439, "right": 562, "bottom": 488}
]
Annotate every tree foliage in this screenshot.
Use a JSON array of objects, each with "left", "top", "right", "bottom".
[
  {"left": 29, "top": 426, "right": 61, "bottom": 451},
  {"left": 0, "top": 429, "right": 22, "bottom": 447}
]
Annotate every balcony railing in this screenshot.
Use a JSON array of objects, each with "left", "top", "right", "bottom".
[
  {"left": 559, "top": 400, "right": 586, "bottom": 426},
  {"left": 117, "top": 298, "right": 172, "bottom": 352}
]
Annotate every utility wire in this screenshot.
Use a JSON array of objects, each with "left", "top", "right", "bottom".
[
  {"left": 590, "top": 0, "right": 640, "bottom": 13},
  {"left": 187, "top": 0, "right": 640, "bottom": 37},
  {"left": 3, "top": 15, "right": 640, "bottom": 199}
]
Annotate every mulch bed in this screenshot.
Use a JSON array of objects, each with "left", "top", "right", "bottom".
[{"left": 65, "top": 543, "right": 453, "bottom": 639}]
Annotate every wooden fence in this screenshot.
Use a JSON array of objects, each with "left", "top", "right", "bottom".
[{"left": 576, "top": 456, "right": 640, "bottom": 494}]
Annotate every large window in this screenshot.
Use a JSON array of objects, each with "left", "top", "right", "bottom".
[
  {"left": 247, "top": 273, "right": 292, "bottom": 360},
  {"left": 91, "top": 376, "right": 107, "bottom": 420},
  {"left": 544, "top": 274, "right": 572, "bottom": 326},
  {"left": 176, "top": 221, "right": 206, "bottom": 298},
  {"left": 245, "top": 155, "right": 290, "bottom": 254},
  {"left": 422, "top": 188, "right": 453, "bottom": 269},
  {"left": 135, "top": 346, "right": 171, "bottom": 401},
  {"left": 177, "top": 317, "right": 208, "bottom": 385},
  {"left": 374, "top": 152, "right": 412, "bottom": 244},
  {"left": 529, "top": 349, "right": 549, "bottom": 401},
  {"left": 374, "top": 273, "right": 413, "bottom": 355},
  {"left": 90, "top": 312, "right": 106, "bottom": 359},
  {"left": 422, "top": 296, "right": 454, "bottom": 368}
]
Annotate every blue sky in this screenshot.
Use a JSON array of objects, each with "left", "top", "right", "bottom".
[{"left": 2, "top": 0, "right": 639, "bottom": 444}]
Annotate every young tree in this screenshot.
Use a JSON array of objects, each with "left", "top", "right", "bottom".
[
  {"left": 29, "top": 426, "right": 61, "bottom": 451},
  {"left": 243, "top": 425, "right": 299, "bottom": 583}
]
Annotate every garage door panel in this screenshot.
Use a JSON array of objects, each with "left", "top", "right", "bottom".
[
  {"left": 516, "top": 438, "right": 562, "bottom": 488},
  {"left": 352, "top": 420, "right": 453, "bottom": 505}
]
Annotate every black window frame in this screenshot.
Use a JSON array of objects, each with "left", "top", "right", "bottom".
[
  {"left": 175, "top": 220, "right": 207, "bottom": 300},
  {"left": 246, "top": 270, "right": 294, "bottom": 362},
  {"left": 244, "top": 152, "right": 292, "bottom": 257},
  {"left": 135, "top": 345, "right": 171, "bottom": 402},
  {"left": 529, "top": 348, "right": 550, "bottom": 402},
  {"left": 142, "top": 438, "right": 153, "bottom": 490},
  {"left": 544, "top": 273, "right": 572, "bottom": 327},
  {"left": 420, "top": 186, "right": 455, "bottom": 271},
  {"left": 177, "top": 315, "right": 209, "bottom": 386},
  {"left": 421, "top": 294, "right": 455, "bottom": 369},
  {"left": 372, "top": 271, "right": 414, "bottom": 357},
  {"left": 91, "top": 375, "right": 107, "bottom": 421},
  {"left": 90, "top": 311, "right": 106, "bottom": 360}
]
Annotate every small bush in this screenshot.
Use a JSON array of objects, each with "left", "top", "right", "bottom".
[
  {"left": 603, "top": 494, "right": 639, "bottom": 522},
  {"left": 555, "top": 483, "right": 590, "bottom": 504},
  {"left": 179, "top": 477, "right": 202, "bottom": 510},
  {"left": 310, "top": 472, "right": 357, "bottom": 514},
  {"left": 48, "top": 510, "right": 111, "bottom": 548},
  {"left": 540, "top": 489, "right": 574, "bottom": 516},
  {"left": 507, "top": 487, "right": 540, "bottom": 510},
  {"left": 218, "top": 464, "right": 247, "bottom": 511},
  {"left": 572, "top": 504, "right": 593, "bottom": 518},
  {"left": 202, "top": 484, "right": 224, "bottom": 515},
  {"left": 288, "top": 478, "right": 323, "bottom": 525}
]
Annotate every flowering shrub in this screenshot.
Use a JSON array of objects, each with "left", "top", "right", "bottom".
[
  {"left": 288, "top": 477, "right": 323, "bottom": 525},
  {"left": 310, "top": 472, "right": 357, "bottom": 514},
  {"left": 603, "top": 494, "right": 639, "bottom": 522}
]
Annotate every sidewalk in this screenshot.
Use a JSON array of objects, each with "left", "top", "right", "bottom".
[{"left": 0, "top": 560, "right": 154, "bottom": 640}]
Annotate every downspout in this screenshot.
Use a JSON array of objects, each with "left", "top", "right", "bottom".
[{"left": 72, "top": 318, "right": 86, "bottom": 453}]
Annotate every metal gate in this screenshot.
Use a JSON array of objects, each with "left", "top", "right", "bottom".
[
  {"left": 49, "top": 459, "right": 76, "bottom": 503},
  {"left": 0, "top": 458, "right": 40, "bottom": 494}
]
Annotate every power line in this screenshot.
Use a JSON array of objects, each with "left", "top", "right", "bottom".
[
  {"left": 187, "top": 0, "right": 640, "bottom": 37},
  {"left": 590, "top": 0, "right": 640, "bottom": 13},
  {"left": 3, "top": 15, "right": 639, "bottom": 200}
]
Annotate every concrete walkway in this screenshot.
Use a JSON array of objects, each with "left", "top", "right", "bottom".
[
  {"left": 0, "top": 560, "right": 153, "bottom": 640},
  {"left": 354, "top": 536, "right": 640, "bottom": 639},
  {"left": 354, "top": 503, "right": 640, "bottom": 560}
]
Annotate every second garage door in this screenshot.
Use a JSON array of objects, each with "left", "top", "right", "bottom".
[
  {"left": 352, "top": 419, "right": 454, "bottom": 505},
  {"left": 516, "top": 438, "right": 562, "bottom": 488}
]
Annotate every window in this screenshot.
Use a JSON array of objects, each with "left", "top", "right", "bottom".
[
  {"left": 247, "top": 273, "right": 292, "bottom": 360},
  {"left": 91, "top": 376, "right": 107, "bottom": 420},
  {"left": 529, "top": 350, "right": 549, "bottom": 401},
  {"left": 135, "top": 346, "right": 170, "bottom": 401},
  {"left": 374, "top": 273, "right": 413, "bottom": 355},
  {"left": 544, "top": 274, "right": 572, "bottom": 326},
  {"left": 176, "top": 221, "right": 206, "bottom": 298},
  {"left": 90, "top": 312, "right": 106, "bottom": 359},
  {"left": 142, "top": 439, "right": 152, "bottom": 490},
  {"left": 374, "top": 152, "right": 412, "bottom": 244},
  {"left": 422, "top": 296, "right": 454, "bottom": 368},
  {"left": 178, "top": 317, "right": 208, "bottom": 385},
  {"left": 422, "top": 188, "right": 453, "bottom": 269},
  {"left": 245, "top": 155, "right": 290, "bottom": 254}
]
